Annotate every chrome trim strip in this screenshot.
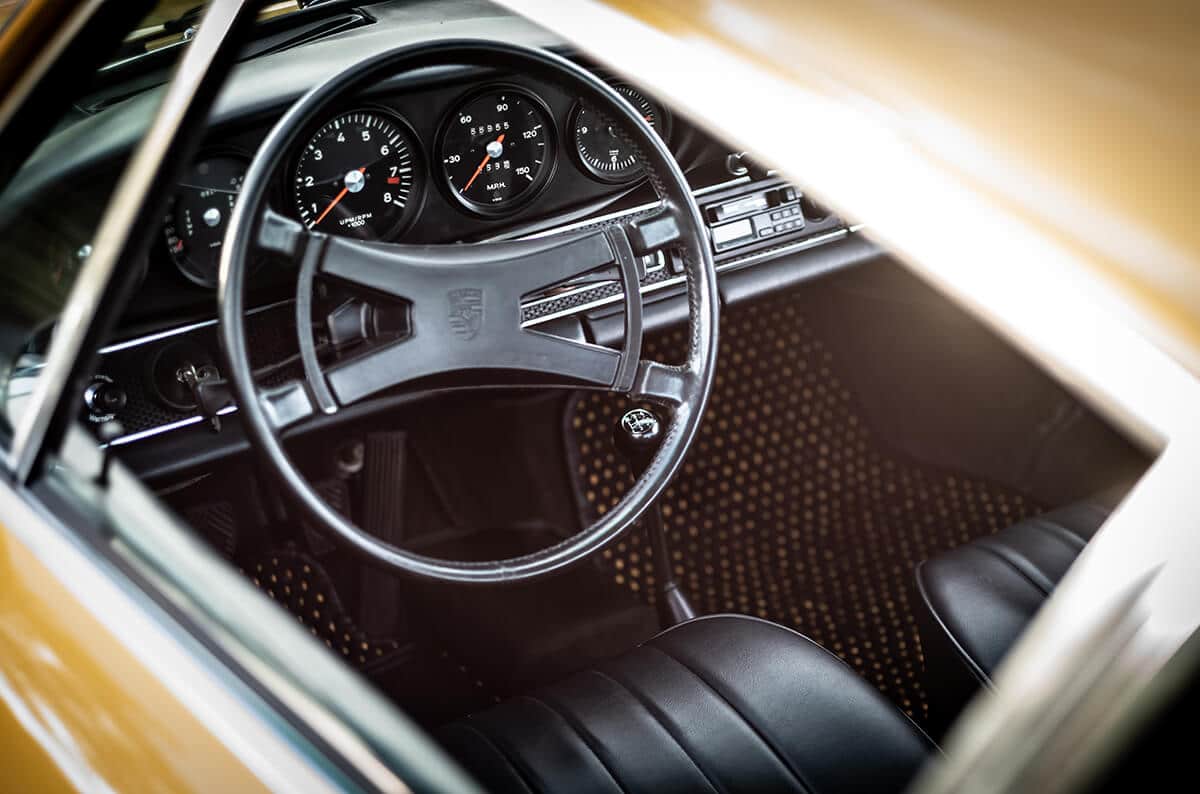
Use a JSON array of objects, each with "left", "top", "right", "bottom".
[
  {"left": 695, "top": 173, "right": 752, "bottom": 196},
  {"left": 99, "top": 299, "right": 294, "bottom": 355},
  {"left": 99, "top": 40, "right": 188, "bottom": 75},
  {"left": 521, "top": 227, "right": 851, "bottom": 328},
  {"left": 103, "top": 405, "right": 239, "bottom": 449},
  {"left": 101, "top": 228, "right": 852, "bottom": 448},
  {"left": 520, "top": 254, "right": 666, "bottom": 311},
  {"left": 713, "top": 226, "right": 851, "bottom": 270},
  {"left": 501, "top": 173, "right": 750, "bottom": 242},
  {"left": 91, "top": 178, "right": 750, "bottom": 358},
  {"left": 516, "top": 199, "right": 664, "bottom": 240},
  {"left": 98, "top": 174, "right": 839, "bottom": 448},
  {"left": 100, "top": 317, "right": 230, "bottom": 355}
]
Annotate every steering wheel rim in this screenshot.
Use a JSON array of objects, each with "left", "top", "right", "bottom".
[{"left": 219, "top": 40, "right": 718, "bottom": 583}]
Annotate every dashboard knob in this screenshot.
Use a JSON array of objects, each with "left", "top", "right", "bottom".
[{"left": 84, "top": 376, "right": 126, "bottom": 422}]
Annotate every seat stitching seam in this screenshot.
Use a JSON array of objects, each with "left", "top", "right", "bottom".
[
  {"left": 590, "top": 668, "right": 725, "bottom": 794},
  {"left": 518, "top": 695, "right": 629, "bottom": 794},
  {"left": 916, "top": 562, "right": 993, "bottom": 687},
  {"left": 1029, "top": 517, "right": 1089, "bottom": 551},
  {"left": 454, "top": 721, "right": 539, "bottom": 794},
  {"left": 973, "top": 541, "right": 1054, "bottom": 596},
  {"left": 643, "top": 643, "right": 818, "bottom": 794}
]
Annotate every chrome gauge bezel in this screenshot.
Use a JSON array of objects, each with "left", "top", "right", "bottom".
[
  {"left": 287, "top": 106, "right": 426, "bottom": 242},
  {"left": 435, "top": 83, "right": 558, "bottom": 218},
  {"left": 570, "top": 84, "right": 671, "bottom": 185},
  {"left": 162, "top": 148, "right": 250, "bottom": 288}
]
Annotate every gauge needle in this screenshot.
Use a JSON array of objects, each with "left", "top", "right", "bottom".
[
  {"left": 177, "top": 183, "right": 240, "bottom": 195},
  {"left": 461, "top": 133, "right": 505, "bottom": 194},
  {"left": 314, "top": 167, "right": 365, "bottom": 226}
]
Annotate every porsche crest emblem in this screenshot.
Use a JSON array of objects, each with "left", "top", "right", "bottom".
[{"left": 447, "top": 288, "right": 484, "bottom": 340}]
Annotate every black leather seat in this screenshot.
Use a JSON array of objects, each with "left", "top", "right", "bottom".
[
  {"left": 915, "top": 495, "right": 1116, "bottom": 735},
  {"left": 440, "top": 614, "right": 935, "bottom": 793}
]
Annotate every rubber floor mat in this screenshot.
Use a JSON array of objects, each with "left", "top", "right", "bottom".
[
  {"left": 565, "top": 294, "right": 1042, "bottom": 722},
  {"left": 243, "top": 548, "right": 405, "bottom": 672}
]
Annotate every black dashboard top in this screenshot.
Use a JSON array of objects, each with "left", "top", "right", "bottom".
[
  {"left": 5, "top": 0, "right": 737, "bottom": 334},
  {"left": 13, "top": 0, "right": 562, "bottom": 203}
]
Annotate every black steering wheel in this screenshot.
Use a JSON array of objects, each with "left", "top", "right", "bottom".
[{"left": 219, "top": 40, "right": 718, "bottom": 583}]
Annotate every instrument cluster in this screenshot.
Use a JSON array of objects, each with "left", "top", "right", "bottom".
[{"left": 158, "top": 78, "right": 668, "bottom": 287}]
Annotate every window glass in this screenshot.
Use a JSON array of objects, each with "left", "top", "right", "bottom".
[{"left": 0, "top": 4, "right": 196, "bottom": 444}]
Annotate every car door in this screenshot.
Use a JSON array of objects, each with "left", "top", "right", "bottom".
[{"left": 0, "top": 3, "right": 473, "bottom": 791}]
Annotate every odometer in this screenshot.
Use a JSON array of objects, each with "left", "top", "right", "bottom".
[
  {"left": 439, "top": 87, "right": 554, "bottom": 215},
  {"left": 292, "top": 110, "right": 419, "bottom": 240}
]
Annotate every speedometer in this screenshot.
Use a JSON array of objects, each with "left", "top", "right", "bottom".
[
  {"left": 438, "top": 87, "right": 555, "bottom": 215},
  {"left": 292, "top": 110, "right": 420, "bottom": 240}
]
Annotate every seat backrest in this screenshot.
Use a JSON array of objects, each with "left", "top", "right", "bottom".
[{"left": 914, "top": 494, "right": 1116, "bottom": 736}]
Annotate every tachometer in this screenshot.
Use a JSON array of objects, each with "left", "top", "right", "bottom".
[
  {"left": 439, "top": 87, "right": 555, "bottom": 215},
  {"left": 571, "top": 85, "right": 665, "bottom": 184},
  {"left": 292, "top": 110, "right": 419, "bottom": 240}
]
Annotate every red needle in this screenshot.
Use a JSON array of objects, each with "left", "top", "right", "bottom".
[
  {"left": 314, "top": 167, "right": 365, "bottom": 226},
  {"left": 461, "top": 133, "right": 505, "bottom": 194}
]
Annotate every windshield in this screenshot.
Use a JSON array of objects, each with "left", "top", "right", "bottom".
[{"left": 115, "top": 1, "right": 317, "bottom": 67}]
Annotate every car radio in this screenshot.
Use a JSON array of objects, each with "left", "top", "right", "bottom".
[{"left": 701, "top": 178, "right": 836, "bottom": 260}]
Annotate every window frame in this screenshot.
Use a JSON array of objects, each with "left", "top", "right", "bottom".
[{"left": 0, "top": 0, "right": 251, "bottom": 481}]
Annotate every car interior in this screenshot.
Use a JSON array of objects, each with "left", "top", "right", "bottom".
[{"left": 0, "top": 1, "right": 1155, "bottom": 790}]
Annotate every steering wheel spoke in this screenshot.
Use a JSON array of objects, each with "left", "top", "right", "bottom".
[
  {"left": 255, "top": 206, "right": 310, "bottom": 259},
  {"left": 317, "top": 225, "right": 624, "bottom": 300},
  {"left": 627, "top": 204, "right": 684, "bottom": 257},
  {"left": 322, "top": 321, "right": 626, "bottom": 405},
  {"left": 631, "top": 359, "right": 693, "bottom": 407},
  {"left": 299, "top": 223, "right": 648, "bottom": 405},
  {"left": 259, "top": 379, "right": 316, "bottom": 430}
]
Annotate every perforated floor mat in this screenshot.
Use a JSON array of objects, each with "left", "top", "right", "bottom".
[
  {"left": 244, "top": 548, "right": 404, "bottom": 671},
  {"left": 566, "top": 294, "right": 1042, "bottom": 722}
]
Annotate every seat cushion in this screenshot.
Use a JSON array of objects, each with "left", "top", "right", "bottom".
[
  {"left": 439, "top": 614, "right": 935, "bottom": 793},
  {"left": 915, "top": 496, "right": 1115, "bottom": 733}
]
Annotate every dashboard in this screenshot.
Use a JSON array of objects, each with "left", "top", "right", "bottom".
[
  {"left": 0, "top": 0, "right": 878, "bottom": 478},
  {"left": 163, "top": 72, "right": 676, "bottom": 289}
]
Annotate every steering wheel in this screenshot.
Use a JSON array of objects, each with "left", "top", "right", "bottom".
[{"left": 219, "top": 40, "right": 718, "bottom": 583}]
